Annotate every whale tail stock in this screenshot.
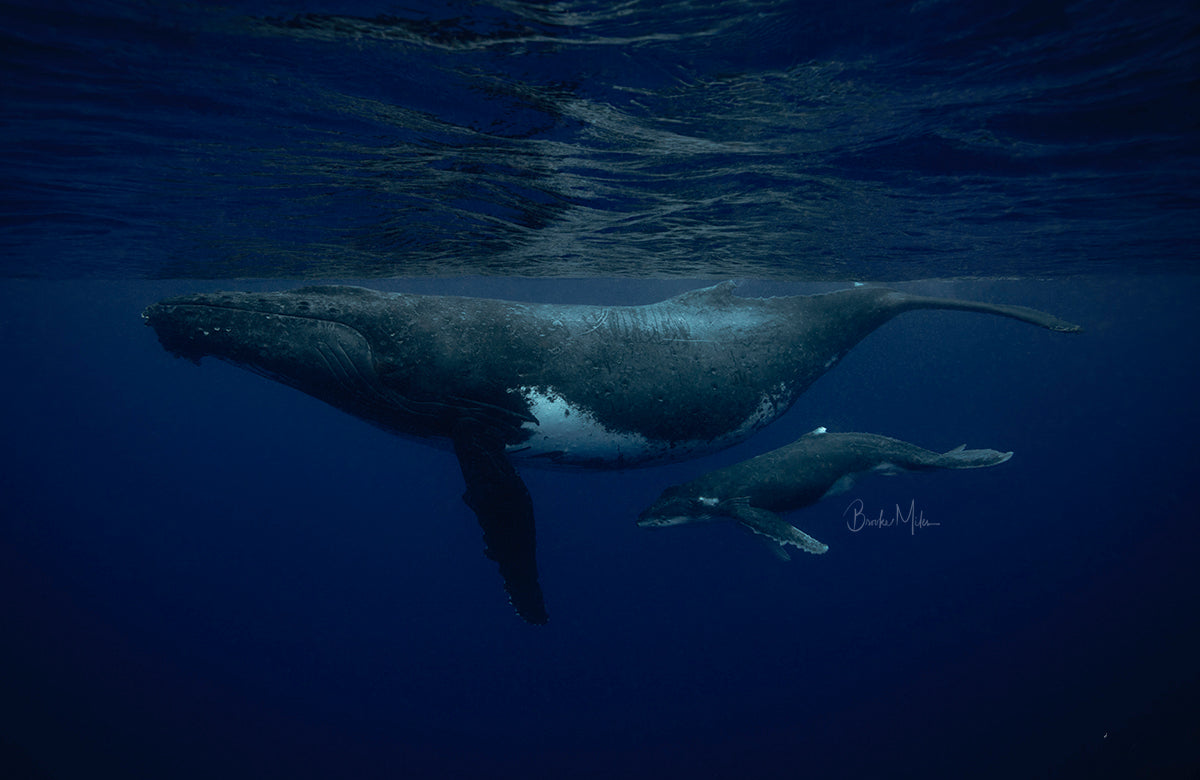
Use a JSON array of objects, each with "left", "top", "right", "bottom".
[{"left": 884, "top": 290, "right": 1083, "bottom": 333}]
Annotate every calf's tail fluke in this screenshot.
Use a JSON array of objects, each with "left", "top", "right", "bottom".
[{"left": 931, "top": 444, "right": 1014, "bottom": 469}]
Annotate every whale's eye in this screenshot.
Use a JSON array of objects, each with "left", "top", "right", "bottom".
[{"left": 697, "top": 496, "right": 719, "bottom": 508}]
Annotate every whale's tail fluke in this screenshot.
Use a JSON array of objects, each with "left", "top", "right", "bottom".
[
  {"left": 885, "top": 291, "right": 1083, "bottom": 333},
  {"left": 930, "top": 444, "right": 1014, "bottom": 469}
]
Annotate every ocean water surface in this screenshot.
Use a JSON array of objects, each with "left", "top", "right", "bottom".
[{"left": 1, "top": 1, "right": 1198, "bottom": 778}]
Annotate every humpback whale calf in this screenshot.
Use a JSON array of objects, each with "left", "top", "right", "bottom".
[
  {"left": 638, "top": 428, "right": 1013, "bottom": 556},
  {"left": 142, "top": 283, "right": 1079, "bottom": 623}
]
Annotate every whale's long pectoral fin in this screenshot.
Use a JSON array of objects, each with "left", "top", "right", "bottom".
[
  {"left": 452, "top": 420, "right": 548, "bottom": 625},
  {"left": 725, "top": 500, "right": 829, "bottom": 556}
]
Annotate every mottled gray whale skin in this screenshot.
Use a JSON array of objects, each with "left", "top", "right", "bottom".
[
  {"left": 142, "top": 283, "right": 1077, "bottom": 623},
  {"left": 638, "top": 428, "right": 1013, "bottom": 557}
]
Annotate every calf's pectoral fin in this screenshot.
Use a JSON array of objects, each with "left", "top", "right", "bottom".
[
  {"left": 726, "top": 500, "right": 829, "bottom": 555},
  {"left": 452, "top": 419, "right": 548, "bottom": 625}
]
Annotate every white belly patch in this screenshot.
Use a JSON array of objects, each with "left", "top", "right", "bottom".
[{"left": 506, "top": 384, "right": 787, "bottom": 468}]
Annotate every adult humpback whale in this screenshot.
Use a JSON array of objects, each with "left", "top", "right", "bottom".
[
  {"left": 638, "top": 428, "right": 1013, "bottom": 556},
  {"left": 142, "top": 283, "right": 1079, "bottom": 623}
]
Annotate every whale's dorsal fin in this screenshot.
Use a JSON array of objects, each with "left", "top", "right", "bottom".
[{"left": 668, "top": 281, "right": 740, "bottom": 307}]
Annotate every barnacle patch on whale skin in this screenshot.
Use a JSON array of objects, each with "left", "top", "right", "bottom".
[{"left": 506, "top": 384, "right": 790, "bottom": 467}]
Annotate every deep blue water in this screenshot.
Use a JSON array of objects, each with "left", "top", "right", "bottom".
[{"left": 2, "top": 2, "right": 1199, "bottom": 779}]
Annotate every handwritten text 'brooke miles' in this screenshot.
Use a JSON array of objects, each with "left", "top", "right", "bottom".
[{"left": 844, "top": 499, "right": 940, "bottom": 535}]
